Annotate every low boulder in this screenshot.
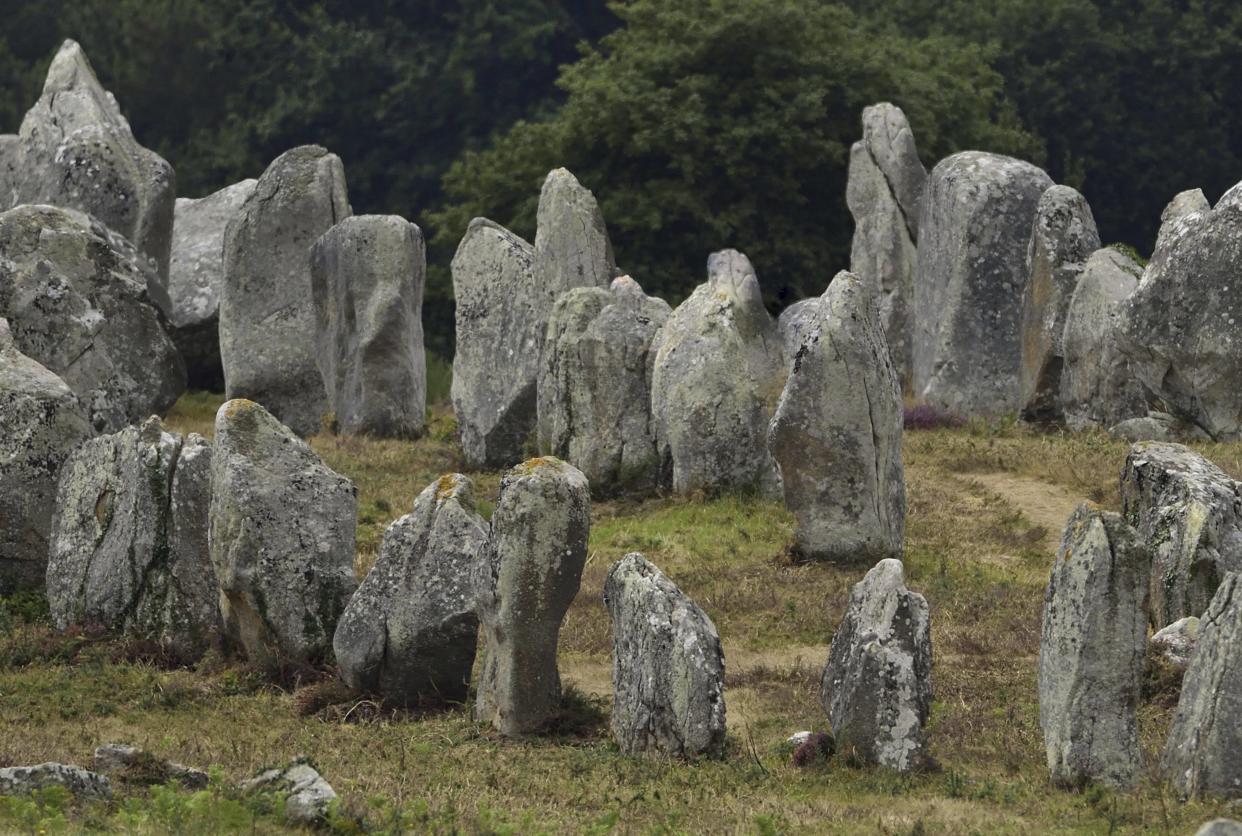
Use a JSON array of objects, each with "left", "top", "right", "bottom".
[
  {"left": 241, "top": 759, "right": 336, "bottom": 825},
  {"left": 0, "top": 763, "right": 111, "bottom": 800},
  {"left": 93, "top": 744, "right": 208, "bottom": 789},
  {"left": 1110, "top": 412, "right": 1210, "bottom": 443}
]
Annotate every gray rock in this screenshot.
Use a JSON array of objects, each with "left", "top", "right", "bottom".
[
  {"left": 333, "top": 474, "right": 487, "bottom": 707},
  {"left": 0, "top": 318, "right": 93, "bottom": 593},
  {"left": 1195, "top": 820, "right": 1242, "bottom": 836},
  {"left": 1109, "top": 412, "right": 1211, "bottom": 443},
  {"left": 537, "top": 276, "right": 670, "bottom": 496},
  {"left": 650, "top": 249, "right": 785, "bottom": 496},
  {"left": 1117, "top": 181, "right": 1242, "bottom": 439},
  {"left": 1019, "top": 186, "right": 1101, "bottom": 423},
  {"left": 209, "top": 399, "right": 358, "bottom": 667},
  {"left": 821, "top": 558, "right": 932, "bottom": 772},
  {"left": 847, "top": 103, "right": 926, "bottom": 391},
  {"left": 1151, "top": 616, "right": 1200, "bottom": 670},
  {"left": 604, "top": 553, "right": 726, "bottom": 758},
  {"left": 769, "top": 271, "right": 905, "bottom": 562},
  {"left": 534, "top": 167, "right": 616, "bottom": 293},
  {"left": 1038, "top": 503, "right": 1149, "bottom": 788},
  {"left": 474, "top": 457, "right": 590, "bottom": 735},
  {"left": 1121, "top": 442, "right": 1242, "bottom": 628},
  {"left": 311, "top": 215, "right": 426, "bottom": 439},
  {"left": 0, "top": 763, "right": 111, "bottom": 800},
  {"left": 913, "top": 151, "right": 1053, "bottom": 415},
  {"left": 4, "top": 41, "right": 174, "bottom": 279},
  {"left": 220, "top": 146, "right": 351, "bottom": 437},
  {"left": 1060, "top": 248, "right": 1148, "bottom": 431},
  {"left": 1155, "top": 188, "right": 1210, "bottom": 254},
  {"left": 1163, "top": 572, "right": 1242, "bottom": 799},
  {"left": 47, "top": 416, "right": 219, "bottom": 660},
  {"left": 241, "top": 759, "right": 336, "bottom": 824},
  {"left": 777, "top": 298, "right": 820, "bottom": 364},
  {"left": 0, "top": 204, "right": 185, "bottom": 433},
  {"left": 0, "top": 134, "right": 16, "bottom": 204},
  {"left": 168, "top": 179, "right": 257, "bottom": 389},
  {"left": 93, "top": 743, "right": 208, "bottom": 789}
]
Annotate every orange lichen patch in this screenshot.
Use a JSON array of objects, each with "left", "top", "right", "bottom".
[
  {"left": 222, "top": 398, "right": 259, "bottom": 420},
  {"left": 435, "top": 473, "right": 464, "bottom": 500},
  {"left": 511, "top": 456, "right": 563, "bottom": 477}
]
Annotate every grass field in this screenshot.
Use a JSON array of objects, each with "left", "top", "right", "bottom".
[{"left": 1, "top": 392, "right": 1237, "bottom": 834}]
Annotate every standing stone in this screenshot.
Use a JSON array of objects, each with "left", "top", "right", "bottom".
[
  {"left": 1163, "top": 572, "right": 1242, "bottom": 799},
  {"left": 821, "top": 559, "right": 932, "bottom": 772},
  {"left": 1155, "top": 188, "right": 1210, "bottom": 253},
  {"left": 333, "top": 474, "right": 487, "bottom": 707},
  {"left": 4, "top": 41, "right": 174, "bottom": 279},
  {"left": 311, "top": 215, "right": 426, "bottom": 439},
  {"left": 0, "top": 318, "right": 92, "bottom": 593},
  {"left": 474, "top": 457, "right": 590, "bottom": 735},
  {"left": 209, "top": 399, "right": 358, "bottom": 667},
  {"left": 913, "top": 152, "right": 1053, "bottom": 415},
  {"left": 0, "top": 204, "right": 185, "bottom": 433},
  {"left": 534, "top": 168, "right": 616, "bottom": 292},
  {"left": 1117, "top": 180, "right": 1242, "bottom": 439},
  {"left": 220, "top": 146, "right": 351, "bottom": 437},
  {"left": 1019, "top": 186, "right": 1101, "bottom": 423},
  {"left": 168, "top": 179, "right": 258, "bottom": 390},
  {"left": 777, "top": 298, "right": 820, "bottom": 364},
  {"left": 0, "top": 135, "right": 17, "bottom": 204},
  {"left": 1060, "top": 248, "right": 1148, "bottom": 431},
  {"left": 769, "top": 271, "right": 905, "bottom": 561},
  {"left": 1038, "top": 503, "right": 1149, "bottom": 788},
  {"left": 537, "top": 276, "right": 670, "bottom": 496},
  {"left": 1121, "top": 442, "right": 1242, "bottom": 628},
  {"left": 846, "top": 103, "right": 926, "bottom": 392},
  {"left": 603, "top": 553, "right": 726, "bottom": 758},
  {"left": 650, "top": 250, "right": 785, "bottom": 496},
  {"left": 46, "top": 416, "right": 219, "bottom": 660}
]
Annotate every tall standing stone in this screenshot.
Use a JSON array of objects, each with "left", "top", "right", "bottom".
[
  {"left": 846, "top": 103, "right": 926, "bottom": 392},
  {"left": 0, "top": 318, "right": 92, "bottom": 593},
  {"left": 1038, "top": 503, "right": 1149, "bottom": 788},
  {"left": 333, "top": 474, "right": 487, "bottom": 706},
  {"left": 769, "top": 271, "right": 905, "bottom": 561},
  {"left": 1019, "top": 185, "right": 1101, "bottom": 423},
  {"left": 311, "top": 215, "right": 426, "bottom": 439},
  {"left": 650, "top": 250, "right": 785, "bottom": 496},
  {"left": 534, "top": 168, "right": 616, "bottom": 291},
  {"left": 209, "top": 399, "right": 358, "bottom": 667},
  {"left": 474, "top": 457, "right": 590, "bottom": 735},
  {"left": 821, "top": 559, "right": 932, "bottom": 772},
  {"left": 168, "top": 179, "right": 257, "bottom": 390},
  {"left": 603, "top": 553, "right": 726, "bottom": 758},
  {"left": 1154, "top": 188, "right": 1210, "bottom": 254},
  {"left": 220, "top": 146, "right": 351, "bottom": 437},
  {"left": 3, "top": 41, "right": 175, "bottom": 279},
  {"left": 913, "top": 152, "right": 1053, "bottom": 415}
]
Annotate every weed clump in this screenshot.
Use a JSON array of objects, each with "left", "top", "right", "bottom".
[{"left": 790, "top": 732, "right": 835, "bottom": 769}]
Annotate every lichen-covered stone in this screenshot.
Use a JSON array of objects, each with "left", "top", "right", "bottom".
[
  {"left": 769, "top": 271, "right": 905, "bottom": 561},
  {"left": 1110, "top": 412, "right": 1210, "bottom": 444},
  {"left": 220, "top": 146, "right": 351, "bottom": 437},
  {"left": 777, "top": 298, "right": 820, "bottom": 365},
  {"left": 311, "top": 215, "right": 426, "bottom": 439},
  {"left": 0, "top": 204, "right": 185, "bottom": 433},
  {"left": 209, "top": 399, "right": 358, "bottom": 667},
  {"left": 0, "top": 763, "right": 111, "bottom": 800},
  {"left": 1195, "top": 820, "right": 1242, "bottom": 836},
  {"left": 333, "top": 474, "right": 486, "bottom": 707},
  {"left": 1038, "top": 503, "right": 1149, "bottom": 788},
  {"left": 93, "top": 744, "right": 208, "bottom": 789},
  {"left": 1121, "top": 442, "right": 1242, "bottom": 628},
  {"left": 650, "top": 249, "right": 785, "bottom": 496},
  {"left": 241, "top": 759, "right": 336, "bottom": 824},
  {"left": 474, "top": 457, "right": 590, "bottom": 735},
  {"left": 0, "top": 318, "right": 92, "bottom": 592},
  {"left": 533, "top": 167, "right": 615, "bottom": 293},
  {"left": 821, "top": 559, "right": 932, "bottom": 772},
  {"left": 1151, "top": 616, "right": 1200, "bottom": 670},
  {"left": 1155, "top": 188, "right": 1210, "bottom": 253}
]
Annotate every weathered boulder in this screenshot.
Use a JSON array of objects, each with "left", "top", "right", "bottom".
[
  {"left": 2, "top": 41, "right": 175, "bottom": 279},
  {"left": 1110, "top": 412, "right": 1211, "bottom": 443},
  {"left": 534, "top": 167, "right": 616, "bottom": 292},
  {"left": 1195, "top": 820, "right": 1242, "bottom": 836},
  {"left": 1151, "top": 616, "right": 1200, "bottom": 670},
  {"left": 1121, "top": 442, "right": 1242, "bottom": 628},
  {"left": 1039, "top": 503, "right": 1149, "bottom": 788},
  {"left": 333, "top": 474, "right": 487, "bottom": 707},
  {"left": 93, "top": 744, "right": 208, "bottom": 789},
  {"left": 603, "top": 553, "right": 726, "bottom": 758},
  {"left": 0, "top": 318, "right": 92, "bottom": 592},
  {"left": 1117, "top": 181, "right": 1242, "bottom": 439},
  {"left": 768, "top": 271, "right": 905, "bottom": 562},
  {"left": 821, "top": 559, "right": 932, "bottom": 772},
  {"left": 311, "top": 215, "right": 426, "bottom": 439},
  {"left": 1019, "top": 186, "right": 1101, "bottom": 423},
  {"left": 0, "top": 204, "right": 185, "bottom": 432},
  {"left": 168, "top": 179, "right": 257, "bottom": 389},
  {"left": 241, "top": 759, "right": 336, "bottom": 825},
  {"left": 913, "top": 152, "right": 1053, "bottom": 415},
  {"left": 650, "top": 250, "right": 785, "bottom": 496},
  {"left": 1163, "top": 572, "right": 1242, "bottom": 799},
  {"left": 1060, "top": 248, "right": 1148, "bottom": 431},
  {"left": 537, "top": 276, "right": 670, "bottom": 496},
  {"left": 474, "top": 457, "right": 590, "bottom": 735},
  {"left": 777, "top": 298, "right": 820, "bottom": 364},
  {"left": 846, "top": 103, "right": 926, "bottom": 391},
  {"left": 1155, "top": 188, "right": 1210, "bottom": 253},
  {"left": 46, "top": 416, "right": 218, "bottom": 660},
  {"left": 0, "top": 763, "right": 111, "bottom": 800},
  {"left": 0, "top": 134, "right": 16, "bottom": 203},
  {"left": 220, "top": 146, "right": 351, "bottom": 437},
  {"left": 209, "top": 399, "right": 358, "bottom": 667}
]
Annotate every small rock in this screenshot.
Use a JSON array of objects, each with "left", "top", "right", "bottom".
[
  {"left": 1195, "top": 820, "right": 1242, "bottom": 836},
  {"left": 0, "top": 763, "right": 111, "bottom": 800},
  {"left": 1151, "top": 616, "right": 1200, "bottom": 669},
  {"left": 241, "top": 758, "right": 336, "bottom": 825},
  {"left": 1109, "top": 412, "right": 1210, "bottom": 443},
  {"left": 93, "top": 743, "right": 208, "bottom": 789},
  {"left": 786, "top": 731, "right": 814, "bottom": 747}
]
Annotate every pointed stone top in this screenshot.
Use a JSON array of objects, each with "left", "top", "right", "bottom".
[
  {"left": 610, "top": 274, "right": 643, "bottom": 296},
  {"left": 859, "top": 102, "right": 926, "bottom": 234},
  {"left": 425, "top": 472, "right": 476, "bottom": 510},
  {"left": 1162, "top": 188, "right": 1210, "bottom": 225},
  {"left": 43, "top": 40, "right": 99, "bottom": 96},
  {"left": 706, "top": 249, "right": 763, "bottom": 307}
]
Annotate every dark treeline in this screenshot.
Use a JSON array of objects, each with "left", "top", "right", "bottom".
[{"left": 2, "top": 0, "right": 1239, "bottom": 354}]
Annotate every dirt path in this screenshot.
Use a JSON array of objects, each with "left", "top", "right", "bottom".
[{"left": 966, "top": 472, "right": 1085, "bottom": 551}]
